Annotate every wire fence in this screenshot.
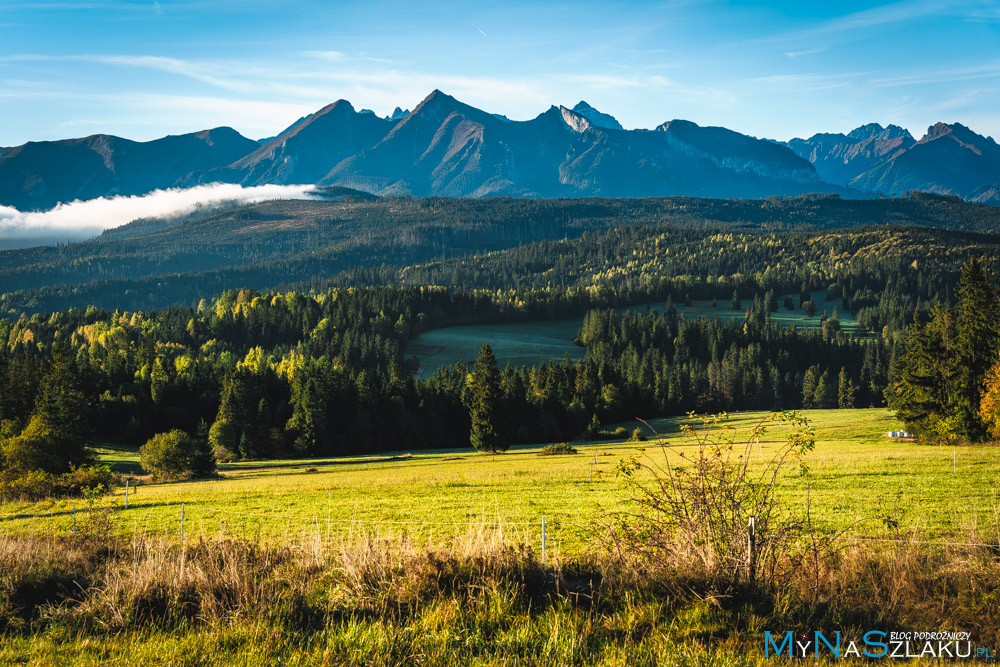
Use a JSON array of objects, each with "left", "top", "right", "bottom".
[
  {"left": 97, "top": 501, "right": 1000, "bottom": 556},
  {"left": 6, "top": 490, "right": 999, "bottom": 558},
  {"left": 5, "top": 497, "right": 998, "bottom": 552}
]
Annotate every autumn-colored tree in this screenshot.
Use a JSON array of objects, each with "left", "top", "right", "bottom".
[{"left": 980, "top": 357, "right": 1000, "bottom": 441}]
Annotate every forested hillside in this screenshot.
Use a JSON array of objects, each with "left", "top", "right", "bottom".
[
  {"left": 2, "top": 193, "right": 1000, "bottom": 483},
  {"left": 0, "top": 283, "right": 890, "bottom": 478},
  {"left": 2, "top": 192, "right": 999, "bottom": 315}
]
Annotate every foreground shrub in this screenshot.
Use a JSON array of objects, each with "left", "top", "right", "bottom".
[
  {"left": 140, "top": 430, "right": 194, "bottom": 481},
  {"left": 0, "top": 418, "right": 94, "bottom": 475},
  {"left": 140, "top": 429, "right": 216, "bottom": 481},
  {"left": 539, "top": 442, "right": 578, "bottom": 455},
  {"left": 610, "top": 412, "right": 815, "bottom": 591},
  {"left": 0, "top": 465, "right": 119, "bottom": 502}
]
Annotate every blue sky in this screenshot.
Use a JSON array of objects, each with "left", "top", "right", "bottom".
[{"left": 1, "top": 0, "right": 999, "bottom": 145}]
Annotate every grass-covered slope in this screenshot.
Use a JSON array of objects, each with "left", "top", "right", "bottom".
[{"left": 5, "top": 409, "right": 997, "bottom": 552}]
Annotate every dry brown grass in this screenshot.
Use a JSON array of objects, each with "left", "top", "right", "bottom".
[
  {"left": 3, "top": 523, "right": 999, "bottom": 640},
  {"left": 4, "top": 460, "right": 1000, "bottom": 665}
]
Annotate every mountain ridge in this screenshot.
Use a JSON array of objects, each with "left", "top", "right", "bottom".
[{"left": 2, "top": 91, "right": 998, "bottom": 209}]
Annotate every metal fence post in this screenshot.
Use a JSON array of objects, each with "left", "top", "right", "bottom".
[
  {"left": 747, "top": 516, "right": 756, "bottom": 585},
  {"left": 541, "top": 516, "right": 546, "bottom": 565},
  {"left": 181, "top": 503, "right": 185, "bottom": 543},
  {"left": 73, "top": 504, "right": 77, "bottom": 540}
]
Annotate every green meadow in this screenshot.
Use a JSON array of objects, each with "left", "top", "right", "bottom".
[
  {"left": 409, "top": 294, "right": 859, "bottom": 378},
  {"left": 3, "top": 409, "right": 995, "bottom": 554}
]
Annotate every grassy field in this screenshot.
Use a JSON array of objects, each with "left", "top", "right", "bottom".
[
  {"left": 4, "top": 408, "right": 1000, "bottom": 666},
  {"left": 2, "top": 409, "right": 996, "bottom": 555},
  {"left": 409, "top": 294, "right": 859, "bottom": 378},
  {"left": 408, "top": 317, "right": 585, "bottom": 378}
]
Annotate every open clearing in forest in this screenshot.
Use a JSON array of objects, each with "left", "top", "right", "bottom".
[
  {"left": 408, "top": 293, "right": 860, "bottom": 378},
  {"left": 2, "top": 409, "right": 995, "bottom": 555}
]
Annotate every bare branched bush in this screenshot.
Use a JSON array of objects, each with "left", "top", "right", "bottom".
[{"left": 608, "top": 412, "right": 815, "bottom": 591}]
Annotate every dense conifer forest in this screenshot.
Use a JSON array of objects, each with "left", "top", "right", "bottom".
[
  {"left": 1, "top": 194, "right": 999, "bottom": 483},
  {"left": 3, "top": 192, "right": 1000, "bottom": 315}
]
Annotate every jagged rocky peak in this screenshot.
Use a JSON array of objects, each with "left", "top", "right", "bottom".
[
  {"left": 558, "top": 106, "right": 592, "bottom": 133},
  {"left": 316, "top": 99, "right": 356, "bottom": 115},
  {"left": 388, "top": 107, "right": 410, "bottom": 122},
  {"left": 417, "top": 89, "right": 454, "bottom": 108},
  {"left": 846, "top": 123, "right": 885, "bottom": 140},
  {"left": 571, "top": 101, "right": 624, "bottom": 130},
  {"left": 847, "top": 123, "right": 913, "bottom": 142},
  {"left": 406, "top": 89, "right": 470, "bottom": 121},
  {"left": 921, "top": 121, "right": 986, "bottom": 145},
  {"left": 655, "top": 119, "right": 699, "bottom": 132}
]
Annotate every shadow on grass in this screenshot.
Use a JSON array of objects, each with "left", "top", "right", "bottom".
[
  {"left": 223, "top": 454, "right": 420, "bottom": 474},
  {"left": 93, "top": 442, "right": 143, "bottom": 475},
  {"left": 0, "top": 501, "right": 180, "bottom": 522}
]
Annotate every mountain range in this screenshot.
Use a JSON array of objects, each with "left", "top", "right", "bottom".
[
  {"left": 785, "top": 121, "right": 1000, "bottom": 204},
  {"left": 2, "top": 90, "right": 1000, "bottom": 210}
]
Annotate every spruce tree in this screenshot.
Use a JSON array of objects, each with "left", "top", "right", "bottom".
[
  {"left": 802, "top": 366, "right": 818, "bottom": 408},
  {"left": 951, "top": 258, "right": 1000, "bottom": 440},
  {"left": 889, "top": 307, "right": 953, "bottom": 437},
  {"left": 212, "top": 368, "right": 268, "bottom": 458},
  {"left": 287, "top": 359, "right": 333, "bottom": 455},
  {"left": 467, "top": 343, "right": 507, "bottom": 453},
  {"left": 150, "top": 357, "right": 168, "bottom": 404},
  {"left": 765, "top": 290, "right": 778, "bottom": 312},
  {"left": 814, "top": 370, "right": 837, "bottom": 408},
  {"left": 189, "top": 420, "right": 217, "bottom": 478},
  {"left": 27, "top": 346, "right": 92, "bottom": 471},
  {"left": 837, "top": 367, "right": 856, "bottom": 409}
]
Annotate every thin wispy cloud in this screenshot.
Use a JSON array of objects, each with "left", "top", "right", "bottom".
[
  {"left": 749, "top": 72, "right": 863, "bottom": 93},
  {"left": 785, "top": 48, "right": 825, "bottom": 59},
  {"left": 871, "top": 61, "right": 1000, "bottom": 87},
  {"left": 2, "top": 1, "right": 1000, "bottom": 144},
  {"left": 778, "top": 0, "right": 954, "bottom": 41},
  {"left": 302, "top": 50, "right": 347, "bottom": 61}
]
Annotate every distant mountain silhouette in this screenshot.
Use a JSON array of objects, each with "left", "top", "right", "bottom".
[
  {"left": 786, "top": 123, "right": 915, "bottom": 186},
  {"left": 4, "top": 91, "right": 1000, "bottom": 209},
  {"left": 848, "top": 123, "right": 1000, "bottom": 203},
  {"left": 571, "top": 101, "right": 624, "bottom": 130},
  {"left": 0, "top": 127, "right": 259, "bottom": 211},
  {"left": 319, "top": 90, "right": 831, "bottom": 198},
  {"left": 181, "top": 100, "right": 393, "bottom": 187}
]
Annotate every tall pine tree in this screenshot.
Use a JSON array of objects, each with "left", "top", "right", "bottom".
[
  {"left": 890, "top": 259, "right": 1000, "bottom": 442},
  {"left": 2, "top": 346, "right": 92, "bottom": 473},
  {"left": 467, "top": 343, "right": 508, "bottom": 453},
  {"left": 951, "top": 258, "right": 1000, "bottom": 440}
]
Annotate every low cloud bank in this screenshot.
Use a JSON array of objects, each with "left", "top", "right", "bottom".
[{"left": 0, "top": 183, "right": 322, "bottom": 241}]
